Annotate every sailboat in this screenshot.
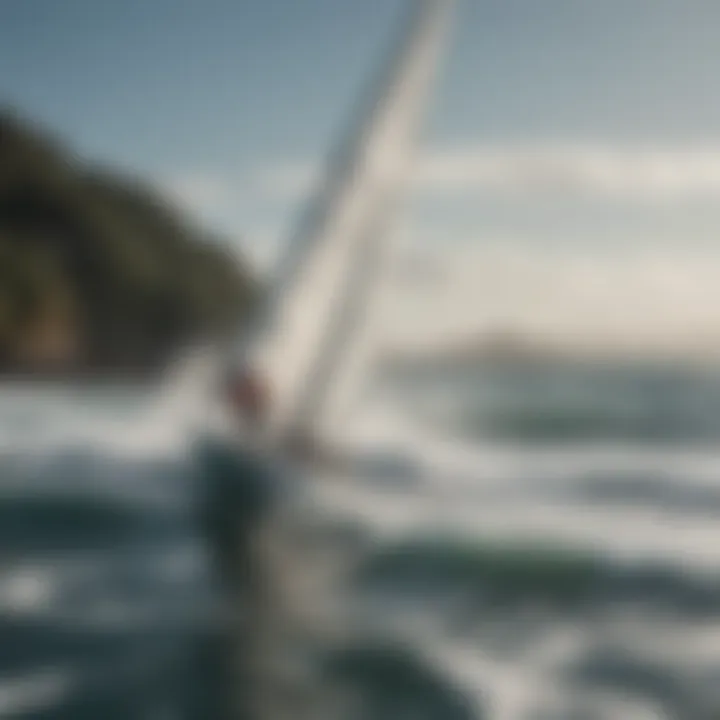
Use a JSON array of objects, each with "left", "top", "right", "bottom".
[{"left": 220, "top": 0, "right": 455, "bottom": 456}]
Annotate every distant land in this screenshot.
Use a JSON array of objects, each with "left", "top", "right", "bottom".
[
  {"left": 383, "top": 327, "right": 720, "bottom": 369},
  {"left": 0, "top": 108, "right": 257, "bottom": 378}
]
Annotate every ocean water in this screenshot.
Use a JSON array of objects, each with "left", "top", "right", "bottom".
[
  {"left": 0, "top": 381, "right": 219, "bottom": 719},
  {"left": 3, "top": 360, "right": 720, "bottom": 719},
  {"left": 316, "top": 360, "right": 720, "bottom": 719}
]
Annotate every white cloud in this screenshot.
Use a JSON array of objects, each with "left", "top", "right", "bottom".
[
  {"left": 255, "top": 144, "right": 720, "bottom": 203},
  {"left": 239, "top": 227, "right": 285, "bottom": 273},
  {"left": 160, "top": 174, "right": 232, "bottom": 215},
  {"left": 252, "top": 163, "right": 316, "bottom": 200},
  {"left": 380, "top": 242, "right": 720, "bottom": 356},
  {"left": 420, "top": 144, "right": 720, "bottom": 201}
]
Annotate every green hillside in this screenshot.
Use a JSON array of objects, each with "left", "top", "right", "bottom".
[{"left": 0, "top": 109, "right": 257, "bottom": 376}]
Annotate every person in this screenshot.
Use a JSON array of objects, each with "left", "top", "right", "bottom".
[{"left": 194, "top": 363, "right": 282, "bottom": 720}]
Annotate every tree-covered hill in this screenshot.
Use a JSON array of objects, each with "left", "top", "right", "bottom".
[{"left": 0, "top": 109, "right": 257, "bottom": 376}]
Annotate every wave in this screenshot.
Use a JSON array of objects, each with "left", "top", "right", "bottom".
[
  {"left": 357, "top": 536, "right": 720, "bottom": 618},
  {"left": 323, "top": 640, "right": 481, "bottom": 719},
  {"left": 380, "top": 360, "right": 720, "bottom": 444},
  {"left": 455, "top": 406, "right": 720, "bottom": 444}
]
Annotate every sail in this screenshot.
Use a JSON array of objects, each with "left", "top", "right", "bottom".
[
  {"left": 309, "top": 218, "right": 408, "bottom": 442},
  {"left": 240, "top": 0, "right": 455, "bottom": 444}
]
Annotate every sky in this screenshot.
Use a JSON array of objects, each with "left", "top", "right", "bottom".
[{"left": 4, "top": 0, "right": 720, "bottom": 352}]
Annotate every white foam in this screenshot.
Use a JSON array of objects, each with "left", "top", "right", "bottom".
[{"left": 0, "top": 669, "right": 77, "bottom": 716}]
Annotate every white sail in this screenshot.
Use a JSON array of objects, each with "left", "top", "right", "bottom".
[
  {"left": 239, "top": 0, "right": 454, "bottom": 444},
  {"left": 308, "top": 215, "right": 408, "bottom": 442}
]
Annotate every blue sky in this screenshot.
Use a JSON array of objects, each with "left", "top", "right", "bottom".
[{"left": 4, "top": 0, "right": 720, "bottom": 349}]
